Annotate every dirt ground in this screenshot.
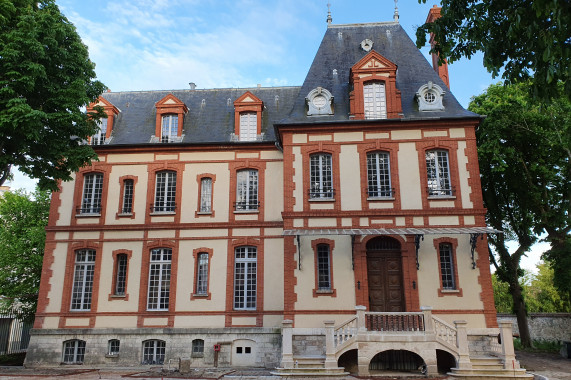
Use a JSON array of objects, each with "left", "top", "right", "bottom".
[{"left": 516, "top": 350, "right": 571, "bottom": 380}]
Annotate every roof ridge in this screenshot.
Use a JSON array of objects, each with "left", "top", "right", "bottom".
[
  {"left": 104, "top": 85, "right": 302, "bottom": 95},
  {"left": 327, "top": 21, "right": 399, "bottom": 28}
]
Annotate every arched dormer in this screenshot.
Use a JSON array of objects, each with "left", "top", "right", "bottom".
[
  {"left": 154, "top": 94, "right": 188, "bottom": 143},
  {"left": 349, "top": 50, "right": 402, "bottom": 120},
  {"left": 233, "top": 91, "right": 263, "bottom": 142},
  {"left": 86, "top": 96, "right": 120, "bottom": 145}
]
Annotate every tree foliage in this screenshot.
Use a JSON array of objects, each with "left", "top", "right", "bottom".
[
  {"left": 469, "top": 81, "right": 570, "bottom": 346},
  {"left": 0, "top": 189, "right": 50, "bottom": 322},
  {"left": 0, "top": 0, "right": 106, "bottom": 191},
  {"left": 416, "top": 0, "right": 571, "bottom": 100}
]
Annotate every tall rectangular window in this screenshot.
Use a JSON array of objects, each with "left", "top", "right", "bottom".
[
  {"left": 81, "top": 173, "right": 103, "bottom": 214},
  {"left": 195, "top": 253, "right": 209, "bottom": 295},
  {"left": 154, "top": 171, "right": 176, "bottom": 212},
  {"left": 71, "top": 249, "right": 96, "bottom": 311},
  {"left": 439, "top": 243, "right": 456, "bottom": 289},
  {"left": 115, "top": 254, "right": 128, "bottom": 296},
  {"left": 317, "top": 244, "right": 331, "bottom": 290},
  {"left": 200, "top": 178, "right": 212, "bottom": 213},
  {"left": 63, "top": 340, "right": 86, "bottom": 364},
  {"left": 239, "top": 112, "right": 257, "bottom": 141},
  {"left": 309, "top": 153, "right": 333, "bottom": 199},
  {"left": 367, "top": 151, "right": 392, "bottom": 197},
  {"left": 426, "top": 150, "right": 452, "bottom": 196},
  {"left": 161, "top": 114, "right": 178, "bottom": 143},
  {"left": 364, "top": 81, "right": 387, "bottom": 119},
  {"left": 234, "top": 246, "right": 257, "bottom": 310},
  {"left": 91, "top": 118, "right": 107, "bottom": 145},
  {"left": 236, "top": 169, "right": 258, "bottom": 211},
  {"left": 147, "top": 248, "right": 172, "bottom": 310},
  {"left": 121, "top": 179, "right": 134, "bottom": 214}
]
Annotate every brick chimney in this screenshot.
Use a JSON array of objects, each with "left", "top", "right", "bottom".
[{"left": 426, "top": 5, "right": 450, "bottom": 89}]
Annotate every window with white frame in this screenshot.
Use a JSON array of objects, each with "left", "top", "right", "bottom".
[
  {"left": 161, "top": 114, "right": 178, "bottom": 143},
  {"left": 200, "top": 177, "right": 212, "bottom": 213},
  {"left": 80, "top": 173, "right": 103, "bottom": 214},
  {"left": 142, "top": 340, "right": 166, "bottom": 365},
  {"left": 439, "top": 243, "right": 456, "bottom": 289},
  {"left": 147, "top": 248, "right": 171, "bottom": 310},
  {"left": 192, "top": 339, "right": 204, "bottom": 357},
  {"left": 363, "top": 81, "right": 387, "bottom": 119},
  {"left": 309, "top": 153, "right": 333, "bottom": 199},
  {"left": 91, "top": 118, "right": 107, "bottom": 145},
  {"left": 195, "top": 253, "right": 209, "bottom": 295},
  {"left": 239, "top": 112, "right": 257, "bottom": 141},
  {"left": 234, "top": 246, "right": 257, "bottom": 310},
  {"left": 367, "top": 151, "right": 392, "bottom": 198},
  {"left": 121, "top": 179, "right": 134, "bottom": 214},
  {"left": 426, "top": 150, "right": 452, "bottom": 196},
  {"left": 62, "top": 339, "right": 86, "bottom": 364},
  {"left": 317, "top": 244, "right": 331, "bottom": 290},
  {"left": 114, "top": 254, "right": 127, "bottom": 296},
  {"left": 153, "top": 171, "right": 176, "bottom": 212},
  {"left": 70, "top": 249, "right": 96, "bottom": 311},
  {"left": 235, "top": 169, "right": 258, "bottom": 211},
  {"left": 108, "top": 339, "right": 120, "bottom": 356}
]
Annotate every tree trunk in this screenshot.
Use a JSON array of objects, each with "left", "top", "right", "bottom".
[{"left": 508, "top": 275, "right": 532, "bottom": 347}]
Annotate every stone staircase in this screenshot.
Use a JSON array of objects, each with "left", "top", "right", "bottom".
[
  {"left": 448, "top": 356, "right": 534, "bottom": 379},
  {"left": 271, "top": 355, "right": 349, "bottom": 377}
]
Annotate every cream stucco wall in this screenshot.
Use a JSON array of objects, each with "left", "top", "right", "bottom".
[
  {"left": 398, "top": 143, "right": 422, "bottom": 209},
  {"left": 56, "top": 177, "right": 76, "bottom": 226},
  {"left": 106, "top": 164, "right": 148, "bottom": 225},
  {"left": 181, "top": 162, "right": 230, "bottom": 223},
  {"left": 264, "top": 161, "right": 283, "bottom": 221},
  {"left": 339, "top": 145, "right": 361, "bottom": 211},
  {"left": 457, "top": 141, "right": 474, "bottom": 209},
  {"left": 292, "top": 146, "right": 303, "bottom": 212},
  {"left": 264, "top": 238, "right": 284, "bottom": 311},
  {"left": 44, "top": 243, "right": 68, "bottom": 313}
]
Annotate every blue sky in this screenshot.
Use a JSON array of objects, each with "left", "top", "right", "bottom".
[{"left": 7, "top": 0, "right": 548, "bottom": 271}]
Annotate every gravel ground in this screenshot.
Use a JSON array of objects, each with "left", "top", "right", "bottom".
[{"left": 516, "top": 350, "right": 571, "bottom": 380}]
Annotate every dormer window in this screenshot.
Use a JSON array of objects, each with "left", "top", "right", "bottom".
[
  {"left": 349, "top": 50, "right": 402, "bottom": 120},
  {"left": 86, "top": 96, "right": 119, "bottom": 145},
  {"left": 416, "top": 81, "right": 445, "bottom": 111},
  {"left": 154, "top": 94, "right": 188, "bottom": 143},
  {"left": 233, "top": 91, "right": 263, "bottom": 142},
  {"left": 161, "top": 114, "right": 178, "bottom": 143},
  {"left": 306, "top": 87, "right": 334, "bottom": 116}
]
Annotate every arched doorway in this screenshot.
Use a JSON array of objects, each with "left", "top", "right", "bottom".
[{"left": 366, "top": 236, "right": 404, "bottom": 312}]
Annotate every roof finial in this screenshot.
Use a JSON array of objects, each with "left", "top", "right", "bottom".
[
  {"left": 393, "top": 0, "right": 399, "bottom": 22},
  {"left": 326, "top": 2, "right": 332, "bottom": 25}
]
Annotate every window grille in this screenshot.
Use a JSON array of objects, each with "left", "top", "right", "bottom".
[
  {"left": 367, "top": 152, "right": 392, "bottom": 197},
  {"left": 364, "top": 82, "right": 387, "bottom": 119},
  {"left": 70, "top": 249, "right": 96, "bottom": 310},
  {"left": 108, "top": 339, "right": 120, "bottom": 356},
  {"left": 196, "top": 253, "right": 209, "bottom": 295},
  {"left": 234, "top": 246, "right": 257, "bottom": 310},
  {"left": 91, "top": 118, "right": 107, "bottom": 145},
  {"left": 142, "top": 340, "right": 166, "bottom": 365},
  {"left": 235, "top": 170, "right": 258, "bottom": 210},
  {"left": 80, "top": 173, "right": 103, "bottom": 214},
  {"left": 115, "top": 254, "right": 127, "bottom": 295},
  {"left": 439, "top": 243, "right": 456, "bottom": 289},
  {"left": 426, "top": 150, "right": 452, "bottom": 196},
  {"left": 121, "top": 179, "right": 134, "bottom": 214},
  {"left": 147, "top": 248, "right": 171, "bottom": 310},
  {"left": 192, "top": 339, "right": 204, "bottom": 356},
  {"left": 161, "top": 114, "right": 178, "bottom": 143},
  {"left": 153, "top": 171, "right": 176, "bottom": 212},
  {"left": 317, "top": 244, "right": 331, "bottom": 290},
  {"left": 200, "top": 178, "right": 212, "bottom": 213},
  {"left": 309, "top": 153, "right": 333, "bottom": 199},
  {"left": 239, "top": 112, "right": 257, "bottom": 141},
  {"left": 62, "top": 340, "right": 86, "bottom": 364}
]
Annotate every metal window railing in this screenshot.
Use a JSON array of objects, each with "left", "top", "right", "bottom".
[
  {"left": 427, "top": 186, "right": 455, "bottom": 197},
  {"left": 149, "top": 203, "right": 177, "bottom": 213},
  {"left": 309, "top": 189, "right": 335, "bottom": 199},
  {"left": 234, "top": 201, "right": 260, "bottom": 211},
  {"left": 76, "top": 205, "right": 102, "bottom": 215},
  {"left": 367, "top": 187, "right": 395, "bottom": 198}
]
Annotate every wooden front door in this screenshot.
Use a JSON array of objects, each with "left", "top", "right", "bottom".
[{"left": 366, "top": 237, "right": 404, "bottom": 312}]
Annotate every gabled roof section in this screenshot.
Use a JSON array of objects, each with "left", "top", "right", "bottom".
[
  {"left": 352, "top": 50, "right": 397, "bottom": 72},
  {"left": 281, "top": 22, "right": 477, "bottom": 125},
  {"left": 156, "top": 93, "right": 188, "bottom": 113},
  {"left": 234, "top": 91, "right": 263, "bottom": 106},
  {"left": 88, "top": 96, "right": 120, "bottom": 115}
]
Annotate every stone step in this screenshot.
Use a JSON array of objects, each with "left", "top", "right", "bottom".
[
  {"left": 291, "top": 355, "right": 325, "bottom": 368},
  {"left": 448, "top": 366, "right": 534, "bottom": 380},
  {"left": 447, "top": 373, "right": 534, "bottom": 380},
  {"left": 271, "top": 367, "right": 349, "bottom": 377}
]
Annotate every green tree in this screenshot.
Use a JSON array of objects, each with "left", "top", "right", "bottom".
[
  {"left": 0, "top": 0, "right": 106, "bottom": 191},
  {"left": 491, "top": 273, "right": 513, "bottom": 313},
  {"left": 0, "top": 189, "right": 50, "bottom": 322},
  {"left": 416, "top": 0, "right": 570, "bottom": 100},
  {"left": 469, "top": 81, "right": 570, "bottom": 347},
  {"left": 525, "top": 262, "right": 571, "bottom": 313}
]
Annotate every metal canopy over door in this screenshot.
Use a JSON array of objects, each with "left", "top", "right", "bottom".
[{"left": 366, "top": 237, "right": 404, "bottom": 312}]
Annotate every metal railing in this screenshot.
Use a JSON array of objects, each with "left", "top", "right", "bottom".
[
  {"left": 234, "top": 201, "right": 260, "bottom": 211},
  {"left": 0, "top": 312, "right": 32, "bottom": 355},
  {"left": 76, "top": 205, "right": 102, "bottom": 215},
  {"left": 149, "top": 203, "right": 177, "bottom": 213},
  {"left": 365, "top": 312, "right": 425, "bottom": 332},
  {"left": 427, "top": 186, "right": 455, "bottom": 197},
  {"left": 309, "top": 189, "right": 335, "bottom": 199}
]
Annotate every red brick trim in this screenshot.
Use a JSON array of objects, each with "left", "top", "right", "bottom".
[
  {"left": 34, "top": 232, "right": 57, "bottom": 328},
  {"left": 433, "top": 237, "right": 463, "bottom": 297},
  {"left": 71, "top": 164, "right": 112, "bottom": 227},
  {"left": 137, "top": 239, "right": 178, "bottom": 328},
  {"left": 349, "top": 51, "right": 402, "bottom": 119},
  {"left": 115, "top": 175, "right": 138, "bottom": 219},
  {"left": 425, "top": 6, "right": 450, "bottom": 88},
  {"left": 283, "top": 236, "right": 297, "bottom": 322},
  {"left": 311, "top": 239, "right": 337, "bottom": 297},
  {"left": 145, "top": 161, "right": 185, "bottom": 225},
  {"left": 224, "top": 237, "right": 264, "bottom": 327},
  {"left": 476, "top": 234, "right": 498, "bottom": 327},
  {"left": 191, "top": 248, "right": 213, "bottom": 300},
  {"left": 155, "top": 94, "right": 188, "bottom": 139},
  {"left": 108, "top": 250, "right": 132, "bottom": 301},
  {"left": 357, "top": 142, "right": 402, "bottom": 211},
  {"left": 59, "top": 240, "right": 102, "bottom": 328},
  {"left": 228, "top": 160, "right": 266, "bottom": 223},
  {"left": 300, "top": 142, "right": 342, "bottom": 212},
  {"left": 234, "top": 91, "right": 263, "bottom": 137},
  {"left": 195, "top": 174, "right": 217, "bottom": 218}
]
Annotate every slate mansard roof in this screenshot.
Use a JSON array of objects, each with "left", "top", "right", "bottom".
[{"left": 99, "top": 21, "right": 478, "bottom": 146}]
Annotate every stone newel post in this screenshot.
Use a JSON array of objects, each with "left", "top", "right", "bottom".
[
  {"left": 454, "top": 320, "right": 472, "bottom": 369},
  {"left": 499, "top": 320, "right": 519, "bottom": 369},
  {"left": 356, "top": 305, "right": 367, "bottom": 332},
  {"left": 324, "top": 320, "right": 337, "bottom": 368},
  {"left": 281, "top": 320, "right": 294, "bottom": 369},
  {"left": 421, "top": 306, "right": 434, "bottom": 334}
]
